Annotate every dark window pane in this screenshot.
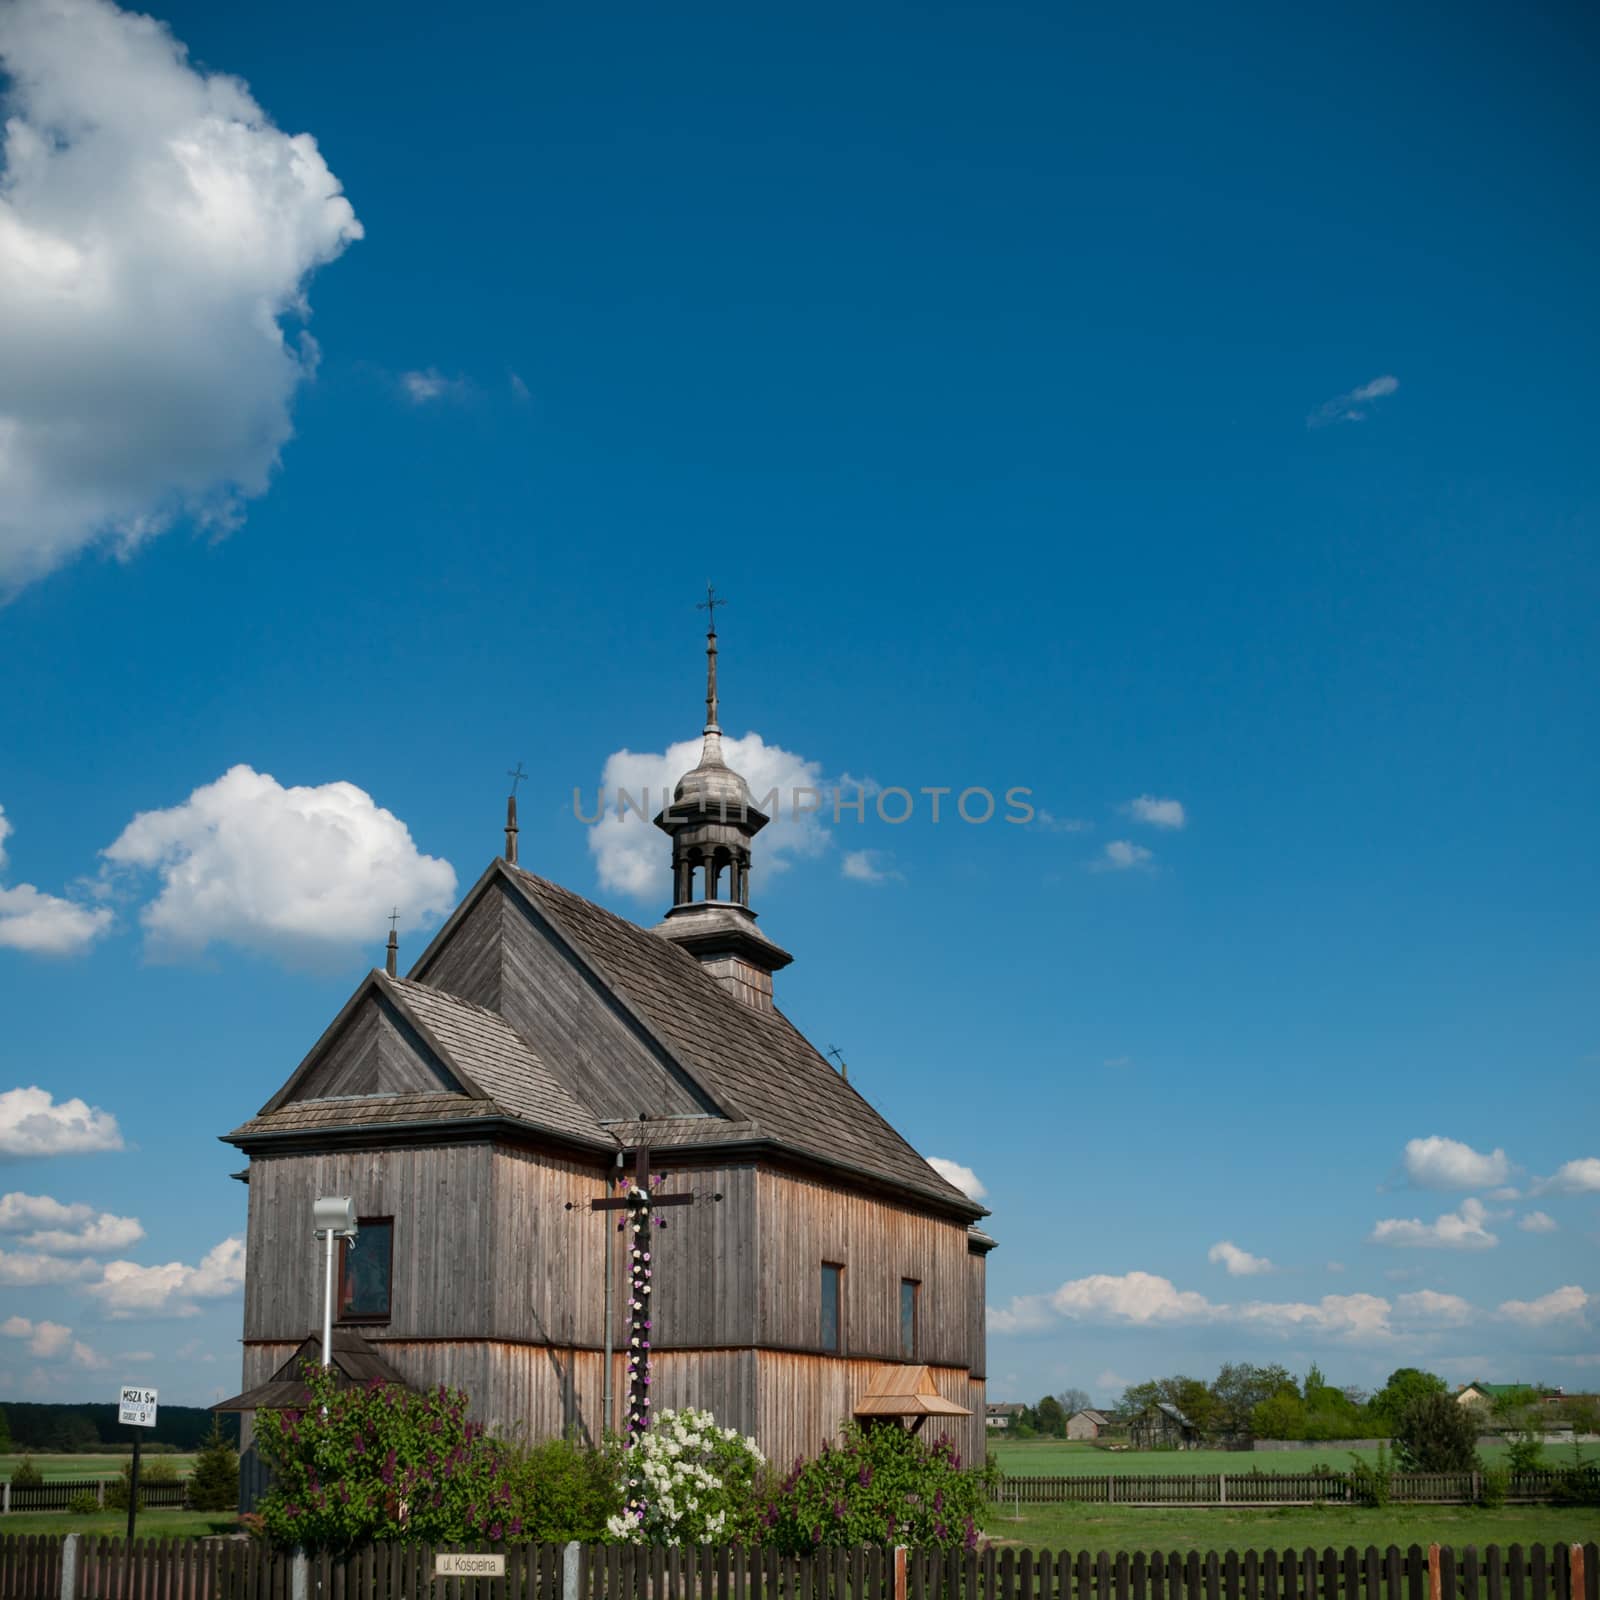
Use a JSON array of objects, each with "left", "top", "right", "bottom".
[
  {"left": 820, "top": 1263, "right": 841, "bottom": 1353},
  {"left": 340, "top": 1219, "right": 392, "bottom": 1321},
  {"left": 900, "top": 1279, "right": 918, "bottom": 1361}
]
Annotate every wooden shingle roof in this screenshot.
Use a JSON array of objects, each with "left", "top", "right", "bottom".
[{"left": 510, "top": 868, "right": 979, "bottom": 1215}]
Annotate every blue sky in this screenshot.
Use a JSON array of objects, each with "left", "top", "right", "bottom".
[{"left": 0, "top": 0, "right": 1595, "bottom": 1411}]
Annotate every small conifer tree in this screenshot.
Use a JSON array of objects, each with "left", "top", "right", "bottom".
[{"left": 189, "top": 1416, "right": 241, "bottom": 1512}]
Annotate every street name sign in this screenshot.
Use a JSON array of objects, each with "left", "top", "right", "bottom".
[
  {"left": 435, "top": 1554, "right": 505, "bottom": 1578},
  {"left": 118, "top": 1386, "right": 158, "bottom": 1427}
]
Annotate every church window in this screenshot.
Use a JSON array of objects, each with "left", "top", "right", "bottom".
[
  {"left": 900, "top": 1278, "right": 920, "bottom": 1361},
  {"left": 820, "top": 1262, "right": 843, "bottom": 1353},
  {"left": 339, "top": 1217, "right": 393, "bottom": 1323}
]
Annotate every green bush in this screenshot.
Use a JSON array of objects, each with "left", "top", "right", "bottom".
[
  {"left": 1505, "top": 1432, "right": 1544, "bottom": 1473},
  {"left": 1349, "top": 1443, "right": 1393, "bottom": 1508},
  {"left": 138, "top": 1457, "right": 180, "bottom": 1485},
  {"left": 1478, "top": 1468, "right": 1508, "bottom": 1508},
  {"left": 1392, "top": 1391, "right": 1478, "bottom": 1473},
  {"left": 189, "top": 1416, "right": 241, "bottom": 1512},
  {"left": 9, "top": 1456, "right": 43, "bottom": 1489},
  {"left": 106, "top": 1464, "right": 142, "bottom": 1513},
  {"left": 762, "top": 1422, "right": 996, "bottom": 1553},
  {"left": 254, "top": 1362, "right": 530, "bottom": 1552},
  {"left": 67, "top": 1491, "right": 100, "bottom": 1515},
  {"left": 506, "top": 1434, "right": 622, "bottom": 1542}
]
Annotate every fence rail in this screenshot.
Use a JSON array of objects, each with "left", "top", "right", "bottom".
[
  {"left": 0, "top": 1538, "right": 1594, "bottom": 1600},
  {"left": 2, "top": 1480, "right": 191, "bottom": 1514},
  {"left": 996, "top": 1469, "right": 1600, "bottom": 1507}
]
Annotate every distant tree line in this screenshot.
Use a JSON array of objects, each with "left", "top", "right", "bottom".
[
  {"left": 1003, "top": 1367, "right": 1599, "bottom": 1445},
  {"left": 0, "top": 1401, "right": 239, "bottom": 1453}
]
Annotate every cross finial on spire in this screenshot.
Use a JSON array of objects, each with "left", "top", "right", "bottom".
[
  {"left": 696, "top": 584, "right": 726, "bottom": 728},
  {"left": 504, "top": 764, "right": 524, "bottom": 865},
  {"left": 507, "top": 762, "right": 527, "bottom": 795},
  {"left": 388, "top": 906, "right": 400, "bottom": 933},
  {"left": 826, "top": 1044, "right": 848, "bottom": 1081},
  {"left": 385, "top": 908, "right": 399, "bottom": 977}
]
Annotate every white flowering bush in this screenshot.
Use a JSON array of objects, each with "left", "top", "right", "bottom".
[{"left": 606, "top": 1407, "right": 766, "bottom": 1546}]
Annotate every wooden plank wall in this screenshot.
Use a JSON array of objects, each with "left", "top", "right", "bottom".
[
  {"left": 966, "top": 1250, "right": 986, "bottom": 1383},
  {"left": 754, "top": 1170, "right": 976, "bottom": 1368},
  {"left": 287, "top": 994, "right": 462, "bottom": 1102}
]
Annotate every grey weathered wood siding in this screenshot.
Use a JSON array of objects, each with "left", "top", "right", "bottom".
[
  {"left": 287, "top": 994, "right": 463, "bottom": 1103},
  {"left": 966, "top": 1246, "right": 987, "bottom": 1381},
  {"left": 753, "top": 1169, "right": 974, "bottom": 1366}
]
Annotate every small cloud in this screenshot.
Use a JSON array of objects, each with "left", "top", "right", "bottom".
[
  {"left": 987, "top": 1294, "right": 1054, "bottom": 1335},
  {"left": 1497, "top": 1285, "right": 1590, "bottom": 1328},
  {"left": 1370, "top": 1196, "right": 1498, "bottom": 1250},
  {"left": 1532, "top": 1157, "right": 1600, "bottom": 1196},
  {"left": 1094, "top": 840, "right": 1153, "bottom": 872},
  {"left": 1031, "top": 810, "right": 1092, "bottom": 834},
  {"left": 1127, "top": 796, "right": 1186, "bottom": 830},
  {"left": 1489, "top": 1187, "right": 1522, "bottom": 1201},
  {"left": 1096, "top": 1369, "right": 1127, "bottom": 1392},
  {"left": 1208, "top": 1240, "right": 1274, "bottom": 1277},
  {"left": 1, "top": 1315, "right": 72, "bottom": 1357},
  {"left": 1237, "top": 1293, "right": 1393, "bottom": 1341},
  {"left": 0, "top": 806, "right": 113, "bottom": 956},
  {"left": 926, "top": 1158, "right": 987, "bottom": 1200},
  {"left": 0, "top": 1192, "right": 144, "bottom": 1253},
  {"left": 841, "top": 849, "right": 901, "bottom": 885},
  {"left": 399, "top": 368, "right": 469, "bottom": 404},
  {"left": 1397, "top": 1289, "right": 1474, "bottom": 1325},
  {"left": 1402, "top": 1135, "right": 1511, "bottom": 1191},
  {"left": 0, "top": 1087, "right": 124, "bottom": 1157},
  {"left": 1308, "top": 374, "right": 1400, "bottom": 428},
  {"left": 509, "top": 371, "right": 531, "bottom": 402},
  {"left": 1052, "top": 1271, "right": 1222, "bottom": 1325},
  {"left": 1326, "top": 1261, "right": 1347, "bottom": 1274},
  {"left": 1518, "top": 1211, "right": 1558, "bottom": 1234},
  {"left": 0, "top": 1248, "right": 102, "bottom": 1286},
  {"left": 1103, "top": 1055, "right": 1132, "bottom": 1069}
]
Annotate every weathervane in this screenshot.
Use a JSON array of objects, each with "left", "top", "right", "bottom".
[{"left": 696, "top": 585, "right": 726, "bottom": 727}]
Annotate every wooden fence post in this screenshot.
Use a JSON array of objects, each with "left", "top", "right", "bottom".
[
  {"left": 565, "top": 1540, "right": 582, "bottom": 1600},
  {"left": 2, "top": 1482, "right": 8, "bottom": 1515},
  {"left": 291, "top": 1547, "right": 309, "bottom": 1600},
  {"left": 1428, "top": 1545, "right": 1442, "bottom": 1600},
  {"left": 1572, "top": 1545, "right": 1586, "bottom": 1600},
  {"left": 894, "top": 1545, "right": 908, "bottom": 1600},
  {"left": 60, "top": 1532, "right": 80, "bottom": 1600}
]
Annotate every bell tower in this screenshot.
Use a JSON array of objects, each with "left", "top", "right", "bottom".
[{"left": 653, "top": 590, "right": 792, "bottom": 1010}]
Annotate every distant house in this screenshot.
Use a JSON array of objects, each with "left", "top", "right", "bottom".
[
  {"left": 986, "top": 1403, "right": 1027, "bottom": 1429},
  {"left": 1066, "top": 1407, "right": 1119, "bottom": 1441},
  {"left": 1129, "top": 1401, "right": 1200, "bottom": 1450},
  {"left": 1454, "top": 1382, "right": 1534, "bottom": 1407}
]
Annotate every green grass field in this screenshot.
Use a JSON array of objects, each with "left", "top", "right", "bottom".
[
  {"left": 978, "top": 1501, "right": 1600, "bottom": 1555},
  {"left": 987, "top": 1441, "right": 1600, "bottom": 1476},
  {"left": 0, "top": 1509, "right": 232, "bottom": 1537},
  {"left": 0, "top": 1452, "right": 198, "bottom": 1481}
]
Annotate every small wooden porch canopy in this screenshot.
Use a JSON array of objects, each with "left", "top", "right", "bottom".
[
  {"left": 212, "top": 1329, "right": 414, "bottom": 1413},
  {"left": 853, "top": 1365, "right": 973, "bottom": 1432}
]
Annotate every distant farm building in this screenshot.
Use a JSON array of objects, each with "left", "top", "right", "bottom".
[
  {"left": 1128, "top": 1400, "right": 1200, "bottom": 1450},
  {"left": 986, "top": 1403, "right": 1026, "bottom": 1429},
  {"left": 1066, "top": 1407, "right": 1120, "bottom": 1441}
]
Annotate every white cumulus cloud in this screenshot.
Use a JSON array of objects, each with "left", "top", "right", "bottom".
[
  {"left": 926, "top": 1158, "right": 987, "bottom": 1201},
  {"left": 399, "top": 369, "right": 468, "bottom": 405},
  {"left": 0, "top": 1315, "right": 72, "bottom": 1356},
  {"left": 85, "top": 1235, "right": 245, "bottom": 1318},
  {"left": 0, "top": 1191, "right": 143, "bottom": 1252},
  {"left": 0, "top": 1086, "right": 123, "bottom": 1156},
  {"left": 0, "top": 1246, "right": 101, "bottom": 1285},
  {"left": 0, "top": 805, "right": 113, "bottom": 954},
  {"left": 1208, "top": 1240, "right": 1274, "bottom": 1277},
  {"left": 1308, "top": 374, "right": 1400, "bottom": 428},
  {"left": 584, "top": 731, "right": 834, "bottom": 899},
  {"left": 1237, "top": 1293, "right": 1393, "bottom": 1341},
  {"left": 0, "top": 0, "right": 362, "bottom": 592},
  {"left": 1518, "top": 1211, "right": 1558, "bottom": 1234},
  {"left": 100, "top": 765, "right": 456, "bottom": 966},
  {"left": 1128, "top": 796, "right": 1186, "bottom": 829},
  {"left": 1402, "top": 1135, "right": 1511, "bottom": 1190},
  {"left": 1497, "top": 1285, "right": 1590, "bottom": 1328},
  {"left": 1532, "top": 1158, "right": 1600, "bottom": 1196},
  {"left": 1370, "top": 1196, "right": 1498, "bottom": 1250},
  {"left": 1051, "top": 1271, "right": 1221, "bottom": 1325},
  {"left": 841, "top": 849, "right": 899, "bottom": 885}
]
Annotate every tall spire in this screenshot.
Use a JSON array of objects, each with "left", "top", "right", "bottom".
[
  {"left": 504, "top": 762, "right": 526, "bottom": 865},
  {"left": 696, "top": 583, "right": 727, "bottom": 731},
  {"left": 385, "top": 907, "right": 399, "bottom": 977}
]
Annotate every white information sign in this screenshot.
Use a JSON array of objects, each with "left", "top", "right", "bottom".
[
  {"left": 435, "top": 1555, "right": 505, "bottom": 1579},
  {"left": 118, "top": 1385, "right": 159, "bottom": 1427}
]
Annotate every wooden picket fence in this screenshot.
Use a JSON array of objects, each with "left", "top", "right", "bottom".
[
  {"left": 0, "top": 1539, "right": 1595, "bottom": 1600},
  {"left": 3, "top": 1480, "right": 191, "bottom": 1514},
  {"left": 997, "top": 1470, "right": 1600, "bottom": 1507}
]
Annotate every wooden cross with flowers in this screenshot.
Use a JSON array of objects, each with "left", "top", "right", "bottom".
[{"left": 589, "top": 1143, "right": 702, "bottom": 1438}]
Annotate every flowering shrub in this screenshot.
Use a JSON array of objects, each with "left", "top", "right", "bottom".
[
  {"left": 761, "top": 1422, "right": 996, "bottom": 1553},
  {"left": 254, "top": 1363, "right": 523, "bottom": 1552},
  {"left": 607, "top": 1407, "right": 766, "bottom": 1546}
]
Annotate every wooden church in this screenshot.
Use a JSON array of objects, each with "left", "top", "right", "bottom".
[{"left": 219, "top": 619, "right": 993, "bottom": 1484}]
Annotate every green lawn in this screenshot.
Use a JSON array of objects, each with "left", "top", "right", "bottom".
[
  {"left": 979, "top": 1501, "right": 1600, "bottom": 1555},
  {"left": 988, "top": 1441, "right": 1600, "bottom": 1477},
  {"left": 0, "top": 1509, "right": 236, "bottom": 1537},
  {"left": 0, "top": 1452, "right": 197, "bottom": 1481}
]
